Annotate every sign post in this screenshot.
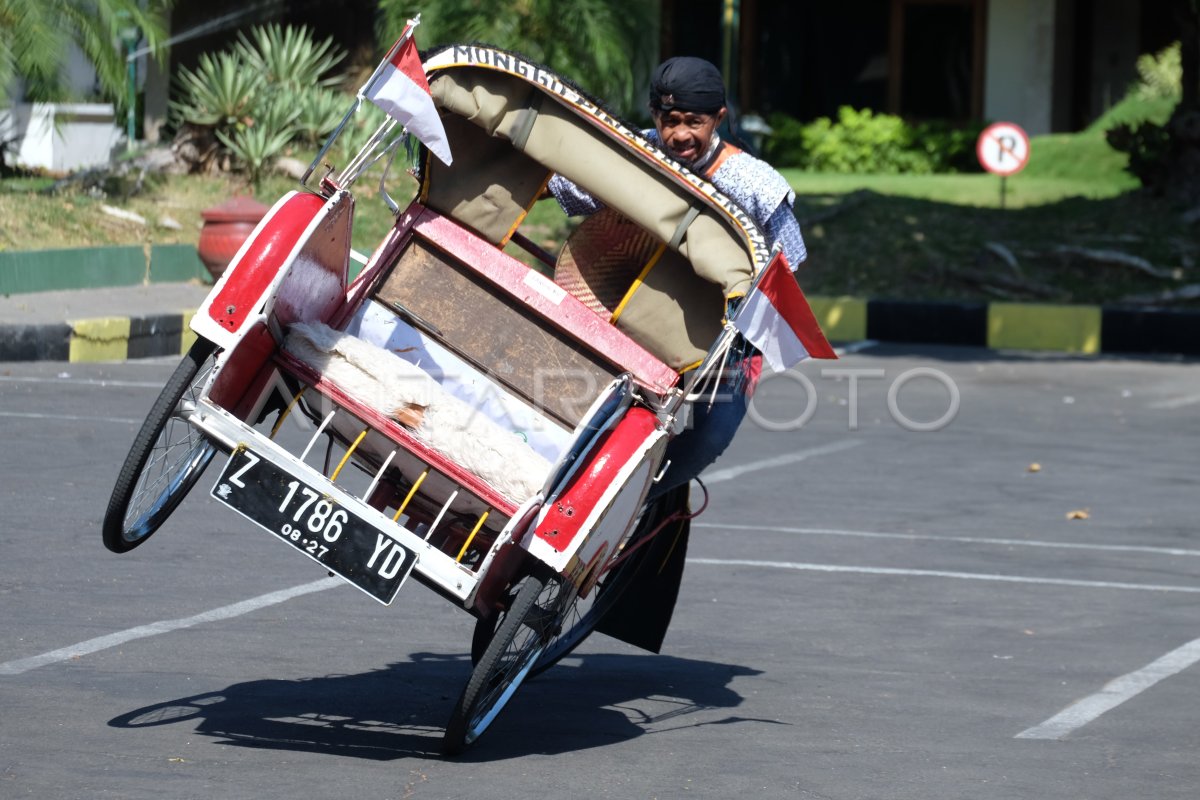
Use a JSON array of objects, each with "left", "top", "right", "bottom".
[{"left": 976, "top": 122, "right": 1030, "bottom": 209}]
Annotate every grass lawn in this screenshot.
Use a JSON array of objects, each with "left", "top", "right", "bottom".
[
  {"left": 2, "top": 95, "right": 1196, "bottom": 308},
  {"left": 0, "top": 171, "right": 414, "bottom": 258},
  {"left": 782, "top": 108, "right": 1197, "bottom": 306}
]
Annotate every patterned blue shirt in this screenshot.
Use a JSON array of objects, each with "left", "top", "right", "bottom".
[{"left": 549, "top": 130, "right": 807, "bottom": 269}]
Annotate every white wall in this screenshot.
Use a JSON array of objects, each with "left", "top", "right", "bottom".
[
  {"left": 1, "top": 103, "right": 124, "bottom": 172},
  {"left": 983, "top": 0, "right": 1058, "bottom": 134},
  {"left": 1, "top": 40, "right": 131, "bottom": 171}
]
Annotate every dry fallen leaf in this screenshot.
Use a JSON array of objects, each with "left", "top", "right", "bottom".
[{"left": 1066, "top": 509, "right": 1090, "bottom": 520}]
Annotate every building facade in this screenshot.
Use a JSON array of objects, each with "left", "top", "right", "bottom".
[{"left": 661, "top": 0, "right": 1177, "bottom": 134}]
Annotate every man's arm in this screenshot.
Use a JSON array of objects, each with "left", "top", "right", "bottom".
[
  {"left": 763, "top": 202, "right": 807, "bottom": 269},
  {"left": 546, "top": 174, "right": 605, "bottom": 216}
]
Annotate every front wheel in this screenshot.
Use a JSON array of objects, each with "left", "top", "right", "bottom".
[
  {"left": 443, "top": 569, "right": 571, "bottom": 755},
  {"left": 542, "top": 485, "right": 690, "bottom": 675},
  {"left": 102, "top": 338, "right": 219, "bottom": 553}
]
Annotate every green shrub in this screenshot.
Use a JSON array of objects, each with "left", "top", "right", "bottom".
[
  {"left": 1102, "top": 41, "right": 1182, "bottom": 190},
  {"left": 804, "top": 107, "right": 929, "bottom": 173},
  {"left": 765, "top": 107, "right": 982, "bottom": 174},
  {"left": 911, "top": 119, "right": 986, "bottom": 173},
  {"left": 1106, "top": 120, "right": 1172, "bottom": 190},
  {"left": 763, "top": 112, "right": 810, "bottom": 168},
  {"left": 1134, "top": 41, "right": 1181, "bottom": 100}
]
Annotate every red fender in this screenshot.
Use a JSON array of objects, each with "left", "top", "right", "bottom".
[
  {"left": 532, "top": 406, "right": 659, "bottom": 554},
  {"left": 204, "top": 192, "right": 326, "bottom": 334}
]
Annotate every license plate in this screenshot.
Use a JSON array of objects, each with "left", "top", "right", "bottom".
[{"left": 211, "top": 448, "right": 416, "bottom": 604}]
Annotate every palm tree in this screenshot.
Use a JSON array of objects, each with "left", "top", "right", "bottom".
[
  {"left": 0, "top": 0, "right": 171, "bottom": 112},
  {"left": 376, "top": 0, "right": 658, "bottom": 119}
]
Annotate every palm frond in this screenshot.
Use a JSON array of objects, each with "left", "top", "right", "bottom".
[
  {"left": 2, "top": 0, "right": 170, "bottom": 109},
  {"left": 375, "top": 0, "right": 657, "bottom": 117}
]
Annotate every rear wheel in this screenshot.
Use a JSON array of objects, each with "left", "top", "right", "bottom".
[
  {"left": 443, "top": 569, "right": 571, "bottom": 755},
  {"left": 102, "top": 338, "right": 219, "bottom": 553}
]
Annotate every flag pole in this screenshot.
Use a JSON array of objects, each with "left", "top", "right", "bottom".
[
  {"left": 302, "top": 15, "right": 423, "bottom": 190},
  {"left": 727, "top": 243, "right": 785, "bottom": 329},
  {"left": 358, "top": 15, "right": 422, "bottom": 100}
]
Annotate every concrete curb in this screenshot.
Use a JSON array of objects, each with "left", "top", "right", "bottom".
[
  {"left": 806, "top": 297, "right": 1200, "bottom": 357},
  {"left": 0, "top": 312, "right": 198, "bottom": 363},
  {"left": 0, "top": 244, "right": 208, "bottom": 295},
  {"left": 1, "top": 296, "right": 1197, "bottom": 363}
]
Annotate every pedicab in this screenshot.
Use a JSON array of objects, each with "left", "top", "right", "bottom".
[{"left": 101, "top": 40, "right": 834, "bottom": 754}]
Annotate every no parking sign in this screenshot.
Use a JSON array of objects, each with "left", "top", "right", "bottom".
[{"left": 977, "top": 122, "right": 1030, "bottom": 176}]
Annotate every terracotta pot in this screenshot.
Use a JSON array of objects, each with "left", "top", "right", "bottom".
[{"left": 197, "top": 196, "right": 270, "bottom": 281}]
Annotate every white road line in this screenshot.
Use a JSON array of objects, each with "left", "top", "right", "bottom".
[
  {"left": 0, "top": 411, "right": 140, "bottom": 424},
  {"left": 1016, "top": 636, "right": 1200, "bottom": 740},
  {"left": 834, "top": 339, "right": 879, "bottom": 356},
  {"left": 685, "top": 558, "right": 1200, "bottom": 594},
  {"left": 1147, "top": 393, "right": 1200, "bottom": 410},
  {"left": 693, "top": 522, "right": 1200, "bottom": 558},
  {"left": 0, "top": 376, "right": 163, "bottom": 388},
  {"left": 0, "top": 578, "right": 340, "bottom": 676},
  {"left": 701, "top": 439, "right": 862, "bottom": 485}
]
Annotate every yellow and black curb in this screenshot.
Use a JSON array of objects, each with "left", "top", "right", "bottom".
[
  {"left": 1, "top": 298, "right": 1197, "bottom": 363},
  {"left": 0, "top": 312, "right": 199, "bottom": 363},
  {"left": 808, "top": 297, "right": 1199, "bottom": 357}
]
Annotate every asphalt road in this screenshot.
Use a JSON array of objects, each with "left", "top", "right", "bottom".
[{"left": 2, "top": 344, "right": 1199, "bottom": 799}]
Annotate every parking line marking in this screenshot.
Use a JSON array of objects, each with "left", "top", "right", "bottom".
[
  {"left": 693, "top": 522, "right": 1200, "bottom": 558},
  {"left": 1147, "top": 393, "right": 1200, "bottom": 410},
  {"left": 0, "top": 411, "right": 141, "bottom": 424},
  {"left": 685, "top": 558, "right": 1200, "bottom": 594},
  {"left": 1015, "top": 635, "right": 1200, "bottom": 740},
  {"left": 834, "top": 339, "right": 879, "bottom": 355},
  {"left": 0, "top": 376, "right": 164, "bottom": 388},
  {"left": 702, "top": 439, "right": 862, "bottom": 485},
  {"left": 0, "top": 578, "right": 340, "bottom": 676}
]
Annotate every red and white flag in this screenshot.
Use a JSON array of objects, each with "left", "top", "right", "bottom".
[
  {"left": 361, "top": 21, "right": 453, "bottom": 165},
  {"left": 731, "top": 253, "right": 837, "bottom": 372}
]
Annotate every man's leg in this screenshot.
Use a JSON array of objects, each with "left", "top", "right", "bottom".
[{"left": 648, "top": 377, "right": 750, "bottom": 499}]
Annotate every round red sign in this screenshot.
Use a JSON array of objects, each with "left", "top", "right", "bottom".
[{"left": 976, "top": 122, "right": 1031, "bottom": 176}]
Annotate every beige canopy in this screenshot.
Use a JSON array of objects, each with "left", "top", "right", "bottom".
[{"left": 418, "top": 46, "right": 770, "bottom": 370}]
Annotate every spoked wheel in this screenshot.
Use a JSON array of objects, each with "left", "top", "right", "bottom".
[
  {"left": 443, "top": 568, "right": 574, "bottom": 755},
  {"left": 102, "top": 338, "right": 220, "bottom": 553},
  {"left": 529, "top": 483, "right": 688, "bottom": 676}
]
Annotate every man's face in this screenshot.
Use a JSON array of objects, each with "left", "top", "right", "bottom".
[{"left": 653, "top": 107, "right": 727, "bottom": 165}]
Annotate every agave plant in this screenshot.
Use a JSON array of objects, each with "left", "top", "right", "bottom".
[
  {"left": 215, "top": 121, "right": 297, "bottom": 188},
  {"left": 234, "top": 23, "right": 346, "bottom": 91},
  {"left": 171, "top": 51, "right": 264, "bottom": 130},
  {"left": 170, "top": 23, "right": 348, "bottom": 181},
  {"left": 289, "top": 85, "right": 351, "bottom": 147}
]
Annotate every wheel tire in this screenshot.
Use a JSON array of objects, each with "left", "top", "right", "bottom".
[
  {"left": 102, "top": 338, "right": 220, "bottom": 553},
  {"left": 527, "top": 484, "right": 686, "bottom": 676},
  {"left": 443, "top": 569, "right": 567, "bottom": 755}
]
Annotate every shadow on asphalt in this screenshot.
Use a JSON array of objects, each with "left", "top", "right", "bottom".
[{"left": 107, "top": 651, "right": 768, "bottom": 761}]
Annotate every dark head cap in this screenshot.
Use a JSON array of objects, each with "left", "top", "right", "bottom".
[{"left": 649, "top": 56, "right": 726, "bottom": 114}]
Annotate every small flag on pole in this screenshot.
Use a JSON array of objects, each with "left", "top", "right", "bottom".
[
  {"left": 731, "top": 253, "right": 837, "bottom": 372},
  {"left": 361, "top": 18, "right": 453, "bottom": 165}
]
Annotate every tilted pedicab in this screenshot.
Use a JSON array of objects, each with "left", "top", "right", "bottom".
[{"left": 102, "top": 39, "right": 833, "bottom": 754}]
